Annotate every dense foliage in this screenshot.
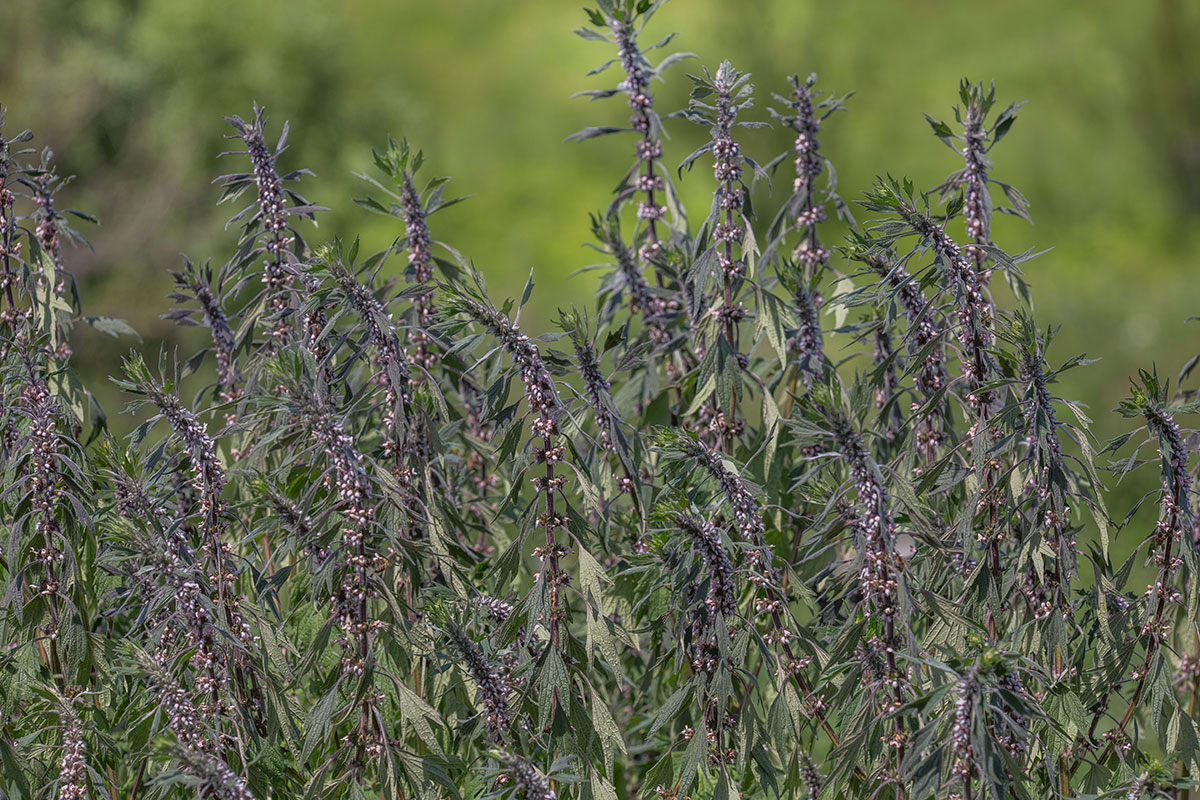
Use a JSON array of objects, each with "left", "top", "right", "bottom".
[{"left": 2, "top": 2, "right": 1200, "bottom": 798}]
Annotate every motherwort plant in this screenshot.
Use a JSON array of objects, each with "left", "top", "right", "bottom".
[{"left": 3, "top": 5, "right": 1200, "bottom": 800}]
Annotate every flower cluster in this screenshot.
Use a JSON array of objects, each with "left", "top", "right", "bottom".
[
  {"left": 22, "top": 376, "right": 64, "bottom": 557},
  {"left": 568, "top": 325, "right": 621, "bottom": 456},
  {"left": 790, "top": 281, "right": 824, "bottom": 382},
  {"left": 858, "top": 248, "right": 946, "bottom": 403},
  {"left": 829, "top": 409, "right": 899, "bottom": 617},
  {"left": 800, "top": 754, "right": 821, "bottom": 799},
  {"left": 960, "top": 95, "right": 990, "bottom": 275},
  {"left": 873, "top": 325, "right": 902, "bottom": 440},
  {"left": 307, "top": 399, "right": 381, "bottom": 676}
]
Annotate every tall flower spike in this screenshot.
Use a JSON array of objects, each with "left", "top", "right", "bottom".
[
  {"left": 867, "top": 180, "right": 993, "bottom": 411},
  {"left": 357, "top": 138, "right": 466, "bottom": 370},
  {"left": 107, "top": 453, "right": 231, "bottom": 713},
  {"left": 443, "top": 283, "right": 570, "bottom": 645},
  {"left": 167, "top": 258, "right": 241, "bottom": 405},
  {"left": 218, "top": 105, "right": 319, "bottom": 341},
  {"left": 502, "top": 754, "right": 557, "bottom": 800},
  {"left": 856, "top": 246, "right": 948, "bottom": 463},
  {"left": 1009, "top": 316, "right": 1075, "bottom": 617},
  {"left": 684, "top": 60, "right": 758, "bottom": 447},
  {"left": 30, "top": 150, "right": 64, "bottom": 284},
  {"left": 445, "top": 625, "right": 513, "bottom": 740},
  {"left": 818, "top": 398, "right": 909, "bottom": 708},
  {"left": 322, "top": 254, "right": 414, "bottom": 469},
  {"left": 25, "top": 149, "right": 89, "bottom": 358},
  {"left": 927, "top": 80, "right": 1028, "bottom": 284},
  {"left": 133, "top": 649, "right": 253, "bottom": 800},
  {"left": 588, "top": 212, "right": 670, "bottom": 342},
  {"left": 0, "top": 112, "right": 32, "bottom": 331},
  {"left": 675, "top": 511, "right": 738, "bottom": 632},
  {"left": 872, "top": 323, "right": 902, "bottom": 441},
  {"left": 572, "top": 3, "right": 690, "bottom": 278},
  {"left": 1089, "top": 372, "right": 1195, "bottom": 764},
  {"left": 119, "top": 356, "right": 255, "bottom": 666},
  {"left": 279, "top": 369, "right": 389, "bottom": 763},
  {"left": 767, "top": 73, "right": 850, "bottom": 276},
  {"left": 399, "top": 153, "right": 438, "bottom": 368},
  {"left": 857, "top": 247, "right": 946, "bottom": 403},
  {"left": 57, "top": 696, "right": 88, "bottom": 800},
  {"left": 788, "top": 271, "right": 825, "bottom": 384},
  {"left": 950, "top": 667, "right": 979, "bottom": 785}
]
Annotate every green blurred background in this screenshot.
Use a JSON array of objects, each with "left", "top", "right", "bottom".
[{"left": 4, "top": 0, "right": 1199, "bottom": 536}]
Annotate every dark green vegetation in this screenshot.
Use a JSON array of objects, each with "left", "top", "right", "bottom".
[{"left": 3, "top": 1, "right": 1200, "bottom": 799}]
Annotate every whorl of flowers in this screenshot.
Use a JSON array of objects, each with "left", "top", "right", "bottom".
[
  {"left": 142, "top": 652, "right": 209, "bottom": 751},
  {"left": 503, "top": 754, "right": 558, "bottom": 800},
  {"left": 992, "top": 669, "right": 1028, "bottom": 757},
  {"left": 446, "top": 625, "right": 512, "bottom": 739},
  {"left": 172, "top": 745, "right": 255, "bottom": 800},
  {"left": 57, "top": 699, "right": 88, "bottom": 800},
  {"left": 472, "top": 594, "right": 515, "bottom": 625},
  {"left": 675, "top": 511, "right": 738, "bottom": 628}
]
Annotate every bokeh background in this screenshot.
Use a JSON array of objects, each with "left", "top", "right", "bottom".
[{"left": 4, "top": 0, "right": 1200, "bottom": 529}]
